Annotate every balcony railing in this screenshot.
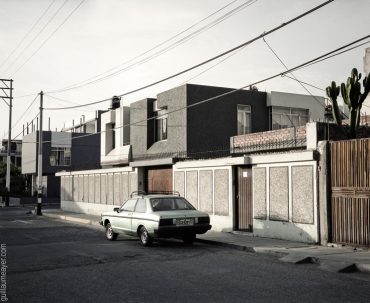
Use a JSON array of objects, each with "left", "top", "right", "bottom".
[{"left": 231, "top": 138, "right": 306, "bottom": 154}]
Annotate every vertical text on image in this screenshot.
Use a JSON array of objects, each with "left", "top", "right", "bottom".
[{"left": 1, "top": 243, "right": 7, "bottom": 302}]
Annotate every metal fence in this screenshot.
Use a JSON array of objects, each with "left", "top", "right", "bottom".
[{"left": 330, "top": 139, "right": 370, "bottom": 246}]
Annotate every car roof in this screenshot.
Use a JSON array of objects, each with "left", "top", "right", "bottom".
[{"left": 131, "top": 194, "right": 182, "bottom": 199}]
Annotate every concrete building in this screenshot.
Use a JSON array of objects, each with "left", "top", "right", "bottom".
[
  {"left": 0, "top": 139, "right": 22, "bottom": 168},
  {"left": 22, "top": 131, "right": 101, "bottom": 198},
  {"left": 58, "top": 83, "right": 325, "bottom": 241}
]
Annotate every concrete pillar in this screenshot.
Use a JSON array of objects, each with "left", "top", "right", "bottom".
[{"left": 317, "top": 140, "right": 330, "bottom": 245}]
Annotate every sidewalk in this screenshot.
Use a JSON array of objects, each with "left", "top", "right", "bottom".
[{"left": 42, "top": 208, "right": 370, "bottom": 276}]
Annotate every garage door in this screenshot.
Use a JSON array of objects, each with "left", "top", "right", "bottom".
[{"left": 146, "top": 166, "right": 173, "bottom": 193}]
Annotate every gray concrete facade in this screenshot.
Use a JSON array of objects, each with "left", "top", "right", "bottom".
[{"left": 130, "top": 84, "right": 268, "bottom": 159}]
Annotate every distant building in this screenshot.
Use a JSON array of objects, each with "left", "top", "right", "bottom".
[
  {"left": 21, "top": 110, "right": 105, "bottom": 199},
  {"left": 0, "top": 139, "right": 22, "bottom": 168}
]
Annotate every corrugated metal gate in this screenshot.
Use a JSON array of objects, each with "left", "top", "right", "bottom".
[
  {"left": 146, "top": 166, "right": 173, "bottom": 193},
  {"left": 236, "top": 166, "right": 253, "bottom": 231},
  {"left": 330, "top": 139, "right": 370, "bottom": 246}
]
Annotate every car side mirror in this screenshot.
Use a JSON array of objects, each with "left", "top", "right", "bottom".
[{"left": 113, "top": 207, "right": 120, "bottom": 213}]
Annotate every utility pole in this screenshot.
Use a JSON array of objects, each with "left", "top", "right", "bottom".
[
  {"left": 0, "top": 79, "right": 13, "bottom": 207},
  {"left": 36, "top": 91, "right": 43, "bottom": 215}
]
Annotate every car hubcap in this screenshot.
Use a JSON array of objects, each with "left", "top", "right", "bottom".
[
  {"left": 107, "top": 227, "right": 112, "bottom": 238},
  {"left": 141, "top": 230, "right": 147, "bottom": 243}
]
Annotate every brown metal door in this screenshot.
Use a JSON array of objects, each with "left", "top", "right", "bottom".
[
  {"left": 236, "top": 166, "right": 253, "bottom": 231},
  {"left": 146, "top": 166, "right": 173, "bottom": 193}
]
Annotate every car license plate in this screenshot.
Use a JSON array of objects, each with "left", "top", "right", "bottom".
[{"left": 175, "top": 218, "right": 194, "bottom": 226}]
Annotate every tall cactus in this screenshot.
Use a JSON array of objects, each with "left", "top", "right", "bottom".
[
  {"left": 326, "top": 81, "right": 341, "bottom": 125},
  {"left": 326, "top": 68, "right": 370, "bottom": 138}
]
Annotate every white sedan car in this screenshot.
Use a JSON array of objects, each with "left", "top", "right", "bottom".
[{"left": 100, "top": 193, "right": 212, "bottom": 246}]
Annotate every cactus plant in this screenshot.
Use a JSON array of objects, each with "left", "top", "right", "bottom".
[
  {"left": 325, "top": 81, "right": 341, "bottom": 125},
  {"left": 326, "top": 68, "right": 370, "bottom": 138}
]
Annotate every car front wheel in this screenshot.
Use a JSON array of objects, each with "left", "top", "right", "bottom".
[
  {"left": 106, "top": 223, "right": 118, "bottom": 241},
  {"left": 139, "top": 226, "right": 153, "bottom": 247}
]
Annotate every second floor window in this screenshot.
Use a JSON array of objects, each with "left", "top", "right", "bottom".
[
  {"left": 154, "top": 104, "right": 168, "bottom": 142},
  {"left": 155, "top": 116, "right": 167, "bottom": 141},
  {"left": 237, "top": 104, "right": 252, "bottom": 135},
  {"left": 49, "top": 147, "right": 71, "bottom": 166},
  {"left": 271, "top": 106, "right": 309, "bottom": 130}
]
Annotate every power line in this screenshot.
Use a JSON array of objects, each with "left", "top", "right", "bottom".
[
  {"left": 11, "top": 93, "right": 39, "bottom": 132},
  {"left": 262, "top": 36, "right": 325, "bottom": 107},
  {"left": 47, "top": 0, "right": 258, "bottom": 94},
  {"left": 0, "top": 0, "right": 57, "bottom": 72},
  {"left": 12, "top": 112, "right": 40, "bottom": 140},
  {"left": 282, "top": 75, "right": 325, "bottom": 92},
  {"left": 29, "top": 34, "right": 367, "bottom": 146},
  {"left": 182, "top": 45, "right": 247, "bottom": 84},
  {"left": 44, "top": 0, "right": 335, "bottom": 110},
  {"left": 10, "top": 0, "right": 86, "bottom": 77},
  {"left": 293, "top": 40, "right": 370, "bottom": 73},
  {"left": 45, "top": 94, "right": 98, "bottom": 111},
  {"left": 3, "top": 0, "right": 69, "bottom": 75}
]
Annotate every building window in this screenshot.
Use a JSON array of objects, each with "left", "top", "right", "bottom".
[
  {"left": 155, "top": 116, "right": 167, "bottom": 141},
  {"left": 154, "top": 104, "right": 168, "bottom": 142},
  {"left": 271, "top": 106, "right": 309, "bottom": 130},
  {"left": 105, "top": 123, "right": 115, "bottom": 154},
  {"left": 49, "top": 148, "right": 71, "bottom": 166},
  {"left": 112, "top": 123, "right": 116, "bottom": 149},
  {"left": 237, "top": 104, "right": 252, "bottom": 135}
]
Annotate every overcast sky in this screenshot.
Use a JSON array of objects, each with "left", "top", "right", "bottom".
[{"left": 0, "top": 0, "right": 369, "bottom": 140}]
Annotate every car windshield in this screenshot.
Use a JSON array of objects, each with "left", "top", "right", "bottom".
[{"left": 150, "top": 197, "right": 195, "bottom": 211}]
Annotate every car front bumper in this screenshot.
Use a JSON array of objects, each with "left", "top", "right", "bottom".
[{"left": 154, "top": 223, "right": 211, "bottom": 238}]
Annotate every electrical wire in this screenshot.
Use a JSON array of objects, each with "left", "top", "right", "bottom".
[
  {"left": 47, "top": 0, "right": 258, "bottom": 94},
  {"left": 12, "top": 112, "right": 40, "bottom": 140},
  {"left": 0, "top": 0, "right": 57, "bottom": 72},
  {"left": 3, "top": 0, "right": 69, "bottom": 75},
  {"left": 182, "top": 45, "right": 247, "bottom": 84},
  {"left": 11, "top": 94, "right": 39, "bottom": 132},
  {"left": 45, "top": 94, "right": 98, "bottom": 111},
  {"left": 44, "top": 0, "right": 335, "bottom": 110},
  {"left": 25, "top": 34, "right": 367, "bottom": 146},
  {"left": 263, "top": 36, "right": 325, "bottom": 106},
  {"left": 10, "top": 0, "right": 86, "bottom": 77}
]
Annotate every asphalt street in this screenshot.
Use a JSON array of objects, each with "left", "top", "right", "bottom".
[{"left": 1, "top": 207, "right": 370, "bottom": 303}]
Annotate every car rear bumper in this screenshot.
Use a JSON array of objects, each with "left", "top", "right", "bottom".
[{"left": 153, "top": 224, "right": 211, "bottom": 238}]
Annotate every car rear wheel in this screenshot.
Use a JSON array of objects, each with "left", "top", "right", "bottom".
[
  {"left": 183, "top": 234, "right": 196, "bottom": 245},
  {"left": 106, "top": 223, "right": 118, "bottom": 241},
  {"left": 139, "top": 226, "right": 153, "bottom": 247}
]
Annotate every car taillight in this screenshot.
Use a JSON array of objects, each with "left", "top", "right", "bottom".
[
  {"left": 159, "top": 218, "right": 173, "bottom": 226},
  {"left": 197, "top": 217, "right": 210, "bottom": 224}
]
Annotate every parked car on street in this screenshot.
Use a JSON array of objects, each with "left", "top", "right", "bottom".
[{"left": 99, "top": 192, "right": 212, "bottom": 246}]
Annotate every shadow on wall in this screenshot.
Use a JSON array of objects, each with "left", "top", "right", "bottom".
[{"left": 252, "top": 219, "right": 318, "bottom": 244}]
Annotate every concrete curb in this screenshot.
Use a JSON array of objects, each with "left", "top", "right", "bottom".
[
  {"left": 42, "top": 212, "right": 101, "bottom": 226},
  {"left": 196, "top": 238, "right": 256, "bottom": 253}
]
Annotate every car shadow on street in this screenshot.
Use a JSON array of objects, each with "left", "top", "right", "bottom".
[{"left": 115, "top": 236, "right": 202, "bottom": 249}]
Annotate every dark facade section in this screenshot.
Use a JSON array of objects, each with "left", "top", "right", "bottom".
[{"left": 186, "top": 84, "right": 268, "bottom": 154}]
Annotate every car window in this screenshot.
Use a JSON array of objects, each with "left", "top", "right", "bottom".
[
  {"left": 150, "top": 197, "right": 195, "bottom": 211},
  {"left": 135, "top": 199, "right": 147, "bottom": 213},
  {"left": 121, "top": 199, "right": 137, "bottom": 212}
]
